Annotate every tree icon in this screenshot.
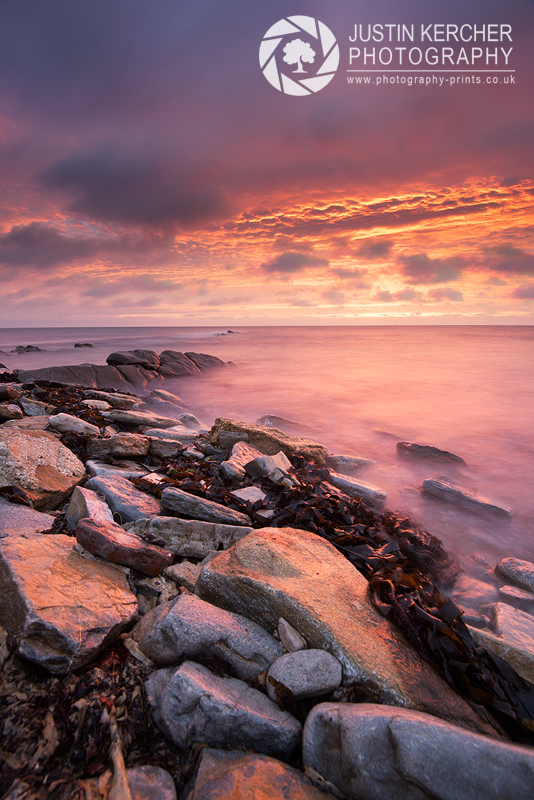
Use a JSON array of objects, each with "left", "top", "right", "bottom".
[{"left": 283, "top": 38, "right": 316, "bottom": 74}]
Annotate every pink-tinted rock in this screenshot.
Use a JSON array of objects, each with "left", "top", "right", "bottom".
[{"left": 76, "top": 518, "right": 173, "bottom": 576}]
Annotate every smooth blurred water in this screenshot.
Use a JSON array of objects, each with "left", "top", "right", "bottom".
[{"left": 1, "top": 325, "right": 533, "bottom": 573}]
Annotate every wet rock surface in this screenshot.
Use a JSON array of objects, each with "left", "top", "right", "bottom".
[
  {"left": 76, "top": 517, "right": 173, "bottom": 576},
  {"left": 126, "top": 516, "right": 252, "bottom": 558},
  {"left": 210, "top": 418, "right": 328, "bottom": 464},
  {"left": 85, "top": 474, "right": 161, "bottom": 522},
  {"left": 267, "top": 650, "right": 342, "bottom": 700},
  {"left": 397, "top": 440, "right": 467, "bottom": 464},
  {"left": 326, "top": 471, "right": 387, "bottom": 506},
  {"left": 468, "top": 602, "right": 534, "bottom": 684},
  {"left": 423, "top": 478, "right": 512, "bottom": 519},
  {"left": 0, "top": 501, "right": 55, "bottom": 538},
  {"left": 65, "top": 485, "right": 114, "bottom": 529},
  {"left": 496, "top": 557, "right": 534, "bottom": 593},
  {"left": 161, "top": 486, "right": 251, "bottom": 526}
]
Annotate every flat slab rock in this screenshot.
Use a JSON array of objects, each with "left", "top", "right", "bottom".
[
  {"left": 468, "top": 602, "right": 534, "bottom": 684},
  {"left": 126, "top": 516, "right": 252, "bottom": 558},
  {"left": 0, "top": 427, "right": 85, "bottom": 511},
  {"left": 65, "top": 485, "right": 114, "bottom": 529},
  {"left": 210, "top": 418, "right": 328, "bottom": 464},
  {"left": 325, "top": 454, "right": 374, "bottom": 473},
  {"left": 76, "top": 517, "right": 173, "bottom": 577},
  {"left": 496, "top": 557, "right": 534, "bottom": 593},
  {"left": 499, "top": 585, "right": 534, "bottom": 615},
  {"left": 132, "top": 592, "right": 282, "bottom": 679},
  {"left": 161, "top": 487, "right": 251, "bottom": 526},
  {"left": 104, "top": 409, "right": 181, "bottom": 429},
  {"left": 0, "top": 533, "right": 137, "bottom": 673},
  {"left": 303, "top": 703, "right": 534, "bottom": 800},
  {"left": 397, "top": 441, "right": 466, "bottom": 464},
  {"left": 0, "top": 502, "right": 55, "bottom": 538},
  {"left": 86, "top": 459, "right": 148, "bottom": 481},
  {"left": 326, "top": 472, "right": 386, "bottom": 506},
  {"left": 85, "top": 474, "right": 161, "bottom": 523},
  {"left": 197, "top": 527, "right": 498, "bottom": 736},
  {"left": 87, "top": 433, "right": 150, "bottom": 458},
  {"left": 146, "top": 661, "right": 301, "bottom": 758},
  {"left": 48, "top": 412, "right": 99, "bottom": 436},
  {"left": 423, "top": 478, "right": 512, "bottom": 519},
  {"left": 185, "top": 749, "right": 337, "bottom": 800}
]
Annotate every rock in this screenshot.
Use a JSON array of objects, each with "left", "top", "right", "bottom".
[
  {"left": 86, "top": 459, "right": 148, "bottom": 481},
  {"left": 1, "top": 415, "right": 50, "bottom": 431},
  {"left": 278, "top": 618, "right": 307, "bottom": 652},
  {"left": 0, "top": 403, "right": 23, "bottom": 420},
  {"left": 115, "top": 364, "right": 160, "bottom": 389},
  {"left": 16, "top": 365, "right": 101, "bottom": 389},
  {"left": 220, "top": 441, "right": 265, "bottom": 481},
  {"left": 0, "top": 386, "right": 22, "bottom": 401},
  {"left": 495, "top": 557, "right": 534, "bottom": 593},
  {"left": 48, "top": 412, "right": 100, "bottom": 436},
  {"left": 144, "top": 426, "right": 197, "bottom": 442},
  {"left": 0, "top": 533, "right": 137, "bottom": 673},
  {"left": 146, "top": 661, "right": 300, "bottom": 757},
  {"left": 125, "top": 516, "right": 252, "bottom": 558},
  {"left": 135, "top": 575, "right": 179, "bottom": 606},
  {"left": 76, "top": 518, "right": 173, "bottom": 576},
  {"left": 0, "top": 501, "right": 54, "bottom": 538},
  {"left": 397, "top": 441, "right": 467, "bottom": 465},
  {"left": 148, "top": 437, "right": 184, "bottom": 459},
  {"left": 83, "top": 389, "right": 142, "bottom": 409},
  {"left": 210, "top": 419, "right": 328, "bottom": 464},
  {"left": 229, "top": 486, "right": 267, "bottom": 505},
  {"left": 65, "top": 486, "right": 114, "bottom": 529},
  {"left": 81, "top": 398, "right": 110, "bottom": 411},
  {"left": 164, "top": 561, "right": 202, "bottom": 592},
  {"left": 176, "top": 413, "right": 203, "bottom": 430},
  {"left": 303, "top": 703, "right": 534, "bottom": 800},
  {"left": 158, "top": 351, "right": 201, "bottom": 377},
  {"left": 325, "top": 454, "right": 374, "bottom": 473},
  {"left": 218, "top": 430, "right": 249, "bottom": 449},
  {"left": 161, "top": 487, "right": 251, "bottom": 526},
  {"left": 499, "top": 585, "right": 534, "bottom": 615},
  {"left": 423, "top": 479, "right": 512, "bottom": 519},
  {"left": 245, "top": 451, "right": 292, "bottom": 479},
  {"left": 85, "top": 475, "right": 161, "bottom": 523},
  {"left": 0, "top": 428, "right": 85, "bottom": 511},
  {"left": 87, "top": 433, "right": 150, "bottom": 458},
  {"left": 468, "top": 602, "right": 534, "bottom": 684},
  {"left": 147, "top": 397, "right": 182, "bottom": 415},
  {"left": 185, "top": 352, "right": 226, "bottom": 371},
  {"left": 20, "top": 398, "right": 57, "bottom": 416},
  {"left": 185, "top": 749, "right": 335, "bottom": 800},
  {"left": 107, "top": 349, "right": 161, "bottom": 370},
  {"left": 150, "top": 389, "right": 184, "bottom": 406},
  {"left": 452, "top": 574, "right": 498, "bottom": 610},
  {"left": 127, "top": 765, "right": 177, "bottom": 800},
  {"left": 74, "top": 342, "right": 93, "bottom": 348},
  {"left": 256, "top": 415, "right": 319, "bottom": 437},
  {"left": 267, "top": 650, "right": 342, "bottom": 701},
  {"left": 133, "top": 592, "right": 282, "bottom": 678},
  {"left": 197, "top": 527, "right": 498, "bottom": 736},
  {"left": 104, "top": 409, "right": 181, "bottom": 429},
  {"left": 326, "top": 472, "right": 387, "bottom": 506}
]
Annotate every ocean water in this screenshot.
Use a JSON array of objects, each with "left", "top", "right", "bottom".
[{"left": 1, "top": 325, "right": 533, "bottom": 578}]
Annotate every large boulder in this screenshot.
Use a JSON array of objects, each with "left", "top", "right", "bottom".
[
  {"left": 126, "top": 516, "right": 252, "bottom": 559},
  {"left": 185, "top": 352, "right": 226, "bottom": 371},
  {"left": 209, "top": 419, "right": 328, "bottom": 464},
  {"left": 303, "top": 703, "right": 534, "bottom": 800},
  {"left": 397, "top": 441, "right": 466, "bottom": 465},
  {"left": 0, "top": 501, "right": 55, "bottom": 538},
  {"left": 0, "top": 428, "right": 85, "bottom": 511},
  {"left": 107, "top": 349, "right": 161, "bottom": 370},
  {"left": 159, "top": 351, "right": 201, "bottom": 377},
  {"left": 0, "top": 533, "right": 138, "bottom": 672},
  {"left": 197, "top": 527, "right": 497, "bottom": 736},
  {"left": 496, "top": 558, "right": 534, "bottom": 593},
  {"left": 132, "top": 592, "right": 282, "bottom": 679},
  {"left": 146, "top": 661, "right": 301, "bottom": 758}
]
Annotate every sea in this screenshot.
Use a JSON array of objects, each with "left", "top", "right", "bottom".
[{"left": 1, "top": 325, "right": 533, "bottom": 580}]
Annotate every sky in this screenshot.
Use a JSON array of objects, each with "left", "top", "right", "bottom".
[{"left": 0, "top": 0, "right": 533, "bottom": 326}]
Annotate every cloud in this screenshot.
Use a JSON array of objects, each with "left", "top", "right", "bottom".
[
  {"left": 355, "top": 239, "right": 394, "bottom": 260},
  {"left": 399, "top": 253, "right": 465, "bottom": 284},
  {"left": 427, "top": 287, "right": 464, "bottom": 301},
  {"left": 511, "top": 285, "right": 534, "bottom": 299},
  {"left": 290, "top": 298, "right": 315, "bottom": 307},
  {"left": 330, "top": 267, "right": 367, "bottom": 280},
  {"left": 484, "top": 245, "right": 534, "bottom": 275},
  {"left": 0, "top": 222, "right": 111, "bottom": 269},
  {"left": 322, "top": 288, "right": 345, "bottom": 305},
  {"left": 81, "top": 275, "right": 185, "bottom": 298},
  {"left": 374, "top": 288, "right": 423, "bottom": 302},
  {"left": 261, "top": 251, "right": 329, "bottom": 274}
]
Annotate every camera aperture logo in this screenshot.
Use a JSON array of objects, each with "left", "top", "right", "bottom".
[{"left": 260, "top": 16, "right": 339, "bottom": 95}]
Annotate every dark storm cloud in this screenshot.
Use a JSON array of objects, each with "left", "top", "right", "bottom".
[
  {"left": 483, "top": 245, "right": 534, "bottom": 275},
  {"left": 399, "top": 253, "right": 466, "bottom": 284},
  {"left": 261, "top": 251, "right": 329, "bottom": 274},
  {"left": 511, "top": 285, "right": 534, "bottom": 299},
  {"left": 355, "top": 239, "right": 394, "bottom": 260}
]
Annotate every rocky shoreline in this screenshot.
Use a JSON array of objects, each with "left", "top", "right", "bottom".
[{"left": 1, "top": 349, "right": 534, "bottom": 799}]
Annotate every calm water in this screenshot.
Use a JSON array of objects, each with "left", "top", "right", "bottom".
[{"left": 1, "top": 325, "right": 533, "bottom": 575}]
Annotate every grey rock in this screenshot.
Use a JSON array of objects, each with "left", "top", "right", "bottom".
[
  {"left": 499, "top": 585, "right": 534, "bottom": 615},
  {"left": 0, "top": 533, "right": 137, "bottom": 673},
  {"left": 48, "top": 412, "right": 99, "bottom": 437},
  {"left": 150, "top": 389, "right": 184, "bottom": 406},
  {"left": 0, "top": 404, "right": 23, "bottom": 420},
  {"left": 107, "top": 349, "right": 161, "bottom": 370},
  {"left": 148, "top": 437, "right": 184, "bottom": 459},
  {"left": 20, "top": 398, "right": 57, "bottom": 416},
  {"left": 158, "top": 351, "right": 201, "bottom": 377},
  {"left": 0, "top": 386, "right": 22, "bottom": 402},
  {"left": 164, "top": 561, "right": 202, "bottom": 592},
  {"left": 176, "top": 413, "right": 203, "bottom": 430},
  {"left": 125, "top": 516, "right": 252, "bottom": 558},
  {"left": 452, "top": 574, "right": 498, "bottom": 610},
  {"left": 127, "top": 765, "right": 177, "bottom": 800},
  {"left": 146, "top": 397, "right": 181, "bottom": 415},
  {"left": 65, "top": 486, "right": 114, "bottom": 529},
  {"left": 85, "top": 475, "right": 161, "bottom": 523},
  {"left": 211, "top": 418, "right": 327, "bottom": 464},
  {"left": 325, "top": 454, "right": 374, "bottom": 473},
  {"left": 146, "top": 661, "right": 300, "bottom": 757},
  {"left": 116, "top": 364, "right": 160, "bottom": 388},
  {"left": 220, "top": 441, "right": 265, "bottom": 481},
  {"left": 256, "top": 415, "right": 318, "bottom": 437},
  {"left": 1, "top": 415, "right": 51, "bottom": 431},
  {"left": 229, "top": 486, "right": 267, "bottom": 505},
  {"left": 245, "top": 451, "right": 292, "bottom": 479},
  {"left": 423, "top": 479, "right": 512, "bottom": 519},
  {"left": 85, "top": 459, "right": 148, "bottom": 481},
  {"left": 326, "top": 472, "right": 387, "bottom": 506},
  {"left": 133, "top": 592, "right": 282, "bottom": 678},
  {"left": 135, "top": 575, "right": 179, "bottom": 606},
  {"left": 144, "top": 426, "right": 197, "bottom": 442},
  {"left": 185, "top": 352, "right": 226, "bottom": 371},
  {"left": 495, "top": 557, "right": 534, "bottom": 592},
  {"left": 161, "top": 487, "right": 251, "bottom": 526},
  {"left": 104, "top": 409, "right": 182, "bottom": 429},
  {"left": 278, "top": 618, "right": 307, "bottom": 652},
  {"left": 267, "top": 650, "right": 342, "bottom": 700},
  {"left": 397, "top": 441, "right": 467, "bottom": 465},
  {"left": 81, "top": 398, "right": 110, "bottom": 411},
  {"left": 468, "top": 602, "right": 534, "bottom": 684},
  {"left": 0, "top": 501, "right": 55, "bottom": 538},
  {"left": 86, "top": 433, "right": 149, "bottom": 458},
  {"left": 218, "top": 430, "right": 249, "bottom": 449},
  {"left": 303, "top": 703, "right": 534, "bottom": 800},
  {"left": 83, "top": 389, "right": 142, "bottom": 409}
]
